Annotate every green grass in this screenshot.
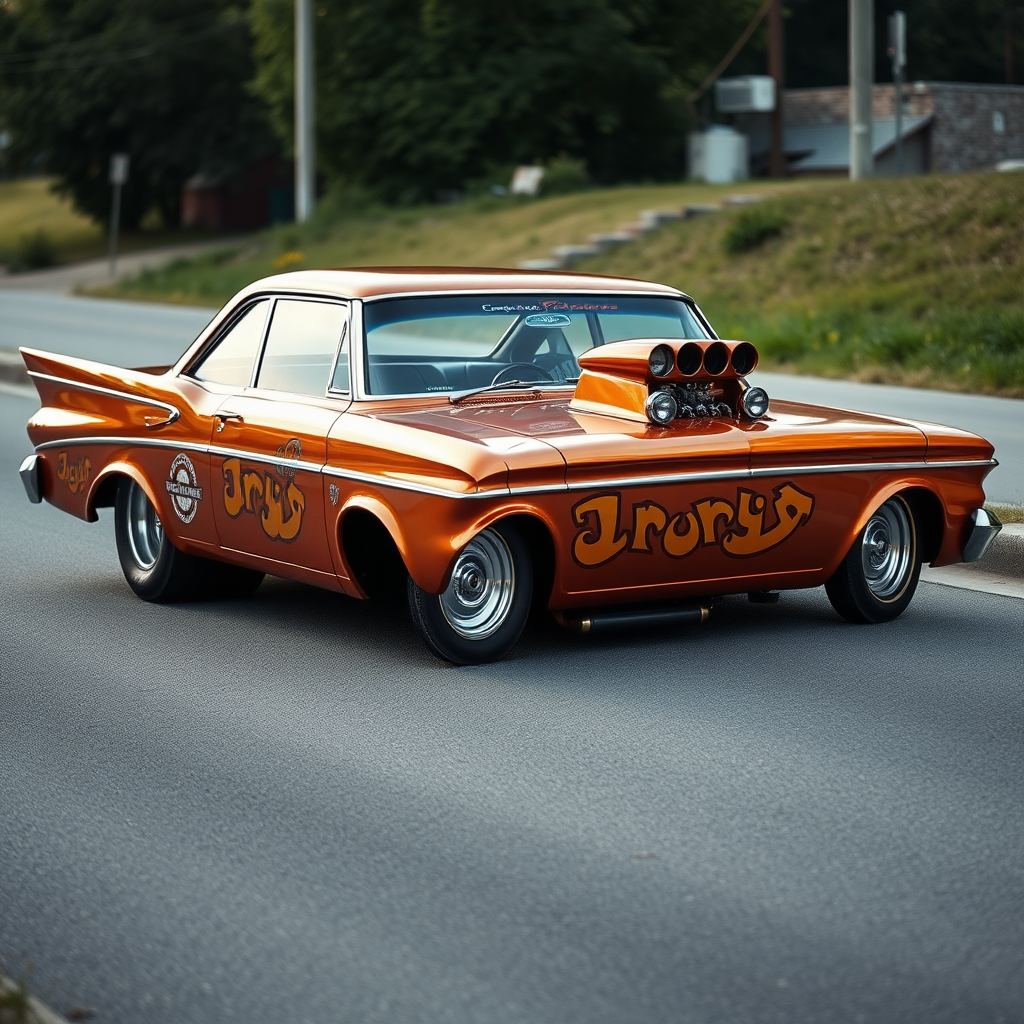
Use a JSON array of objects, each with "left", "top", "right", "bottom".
[
  {"left": 90, "top": 179, "right": 811, "bottom": 307},
  {"left": 586, "top": 171, "right": 1024, "bottom": 396},
  {"left": 0, "top": 177, "right": 102, "bottom": 267},
  {"left": 0, "top": 176, "right": 230, "bottom": 270},
  {"left": 94, "top": 170, "right": 1024, "bottom": 396},
  {"left": 987, "top": 502, "right": 1024, "bottom": 524}
]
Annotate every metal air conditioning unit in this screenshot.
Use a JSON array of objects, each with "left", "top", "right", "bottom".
[{"left": 715, "top": 76, "right": 776, "bottom": 113}]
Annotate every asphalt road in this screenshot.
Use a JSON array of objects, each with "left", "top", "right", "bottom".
[
  {"left": 2, "top": 290, "right": 1021, "bottom": 503},
  {"left": 2, "top": 384, "right": 1023, "bottom": 1023}
]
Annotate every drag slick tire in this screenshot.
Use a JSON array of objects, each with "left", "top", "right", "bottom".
[
  {"left": 115, "top": 478, "right": 263, "bottom": 602},
  {"left": 407, "top": 523, "right": 532, "bottom": 665},
  {"left": 825, "top": 493, "right": 921, "bottom": 624}
]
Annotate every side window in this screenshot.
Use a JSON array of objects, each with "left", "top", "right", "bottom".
[
  {"left": 191, "top": 300, "right": 270, "bottom": 387},
  {"left": 256, "top": 299, "right": 347, "bottom": 398}
]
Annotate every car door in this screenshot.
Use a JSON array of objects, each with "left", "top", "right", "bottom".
[
  {"left": 166, "top": 297, "right": 274, "bottom": 552},
  {"left": 209, "top": 296, "right": 351, "bottom": 580}
]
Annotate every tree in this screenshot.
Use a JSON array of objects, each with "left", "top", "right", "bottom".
[
  {"left": 784, "top": 0, "right": 1024, "bottom": 88},
  {"left": 0, "top": 0, "right": 277, "bottom": 228},
  {"left": 250, "top": 0, "right": 764, "bottom": 200}
]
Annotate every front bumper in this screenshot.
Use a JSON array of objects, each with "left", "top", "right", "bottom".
[{"left": 962, "top": 507, "right": 1002, "bottom": 563}]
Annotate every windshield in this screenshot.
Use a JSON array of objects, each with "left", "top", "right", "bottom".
[{"left": 363, "top": 294, "right": 712, "bottom": 396}]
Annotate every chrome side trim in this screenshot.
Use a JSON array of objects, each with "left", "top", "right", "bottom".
[
  {"left": 35, "top": 436, "right": 209, "bottom": 456},
  {"left": 321, "top": 464, "right": 510, "bottom": 499},
  {"left": 28, "top": 372, "right": 181, "bottom": 425},
  {"left": 207, "top": 443, "right": 323, "bottom": 474},
  {"left": 564, "top": 458, "right": 999, "bottom": 492},
  {"left": 31, "top": 434, "right": 999, "bottom": 501}
]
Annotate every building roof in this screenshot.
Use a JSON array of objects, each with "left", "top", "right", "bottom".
[{"left": 786, "top": 116, "right": 933, "bottom": 172}]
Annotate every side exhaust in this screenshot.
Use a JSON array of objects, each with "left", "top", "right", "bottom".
[{"left": 556, "top": 604, "right": 710, "bottom": 635}]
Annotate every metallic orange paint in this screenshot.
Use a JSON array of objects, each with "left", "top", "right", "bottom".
[{"left": 21, "top": 268, "right": 997, "bottom": 617}]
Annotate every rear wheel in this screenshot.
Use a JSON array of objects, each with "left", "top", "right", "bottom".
[
  {"left": 825, "top": 494, "right": 920, "bottom": 623},
  {"left": 115, "top": 479, "right": 263, "bottom": 602},
  {"left": 407, "top": 523, "right": 532, "bottom": 664}
]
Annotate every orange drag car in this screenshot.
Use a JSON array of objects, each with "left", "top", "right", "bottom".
[{"left": 19, "top": 268, "right": 1002, "bottom": 663}]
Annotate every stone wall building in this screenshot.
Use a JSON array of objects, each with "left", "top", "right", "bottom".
[{"left": 736, "top": 82, "right": 1024, "bottom": 176}]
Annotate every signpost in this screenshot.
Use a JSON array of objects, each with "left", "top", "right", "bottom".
[{"left": 108, "top": 153, "right": 130, "bottom": 277}]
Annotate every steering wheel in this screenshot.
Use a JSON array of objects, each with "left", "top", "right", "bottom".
[{"left": 491, "top": 363, "right": 554, "bottom": 386}]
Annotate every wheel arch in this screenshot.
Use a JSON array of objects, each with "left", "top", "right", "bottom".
[
  {"left": 900, "top": 486, "right": 945, "bottom": 564},
  {"left": 338, "top": 496, "right": 558, "bottom": 608},
  {"left": 86, "top": 463, "right": 155, "bottom": 523}
]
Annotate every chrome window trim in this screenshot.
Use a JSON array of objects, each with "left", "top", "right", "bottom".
[
  {"left": 27, "top": 373, "right": 182, "bottom": 426},
  {"left": 31, "top": 434, "right": 998, "bottom": 500},
  {"left": 251, "top": 295, "right": 351, "bottom": 399},
  {"left": 182, "top": 297, "right": 273, "bottom": 387}
]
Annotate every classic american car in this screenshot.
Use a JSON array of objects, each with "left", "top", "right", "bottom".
[{"left": 20, "top": 267, "right": 1002, "bottom": 663}]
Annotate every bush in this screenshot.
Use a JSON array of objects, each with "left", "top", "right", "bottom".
[
  {"left": 14, "top": 229, "right": 56, "bottom": 270},
  {"left": 541, "top": 157, "right": 589, "bottom": 196},
  {"left": 722, "top": 206, "right": 788, "bottom": 254}
]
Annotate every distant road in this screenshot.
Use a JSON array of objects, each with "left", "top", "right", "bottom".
[
  {"left": 1, "top": 289, "right": 1021, "bottom": 502},
  {"left": 0, "top": 238, "right": 241, "bottom": 294}
]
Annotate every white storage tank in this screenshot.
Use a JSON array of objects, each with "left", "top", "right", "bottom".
[{"left": 689, "top": 126, "right": 749, "bottom": 183}]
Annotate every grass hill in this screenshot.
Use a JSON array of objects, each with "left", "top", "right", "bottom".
[{"left": 94, "top": 171, "right": 1024, "bottom": 396}]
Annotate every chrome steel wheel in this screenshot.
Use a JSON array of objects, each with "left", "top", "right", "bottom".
[
  {"left": 125, "top": 479, "right": 164, "bottom": 571},
  {"left": 860, "top": 498, "right": 914, "bottom": 601},
  {"left": 439, "top": 528, "right": 516, "bottom": 640}
]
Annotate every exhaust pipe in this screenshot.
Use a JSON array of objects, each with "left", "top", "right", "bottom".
[{"left": 556, "top": 604, "right": 710, "bottom": 635}]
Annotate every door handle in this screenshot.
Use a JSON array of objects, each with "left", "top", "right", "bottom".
[{"left": 214, "top": 412, "right": 244, "bottom": 432}]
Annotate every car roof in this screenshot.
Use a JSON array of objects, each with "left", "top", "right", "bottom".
[{"left": 239, "top": 267, "right": 690, "bottom": 302}]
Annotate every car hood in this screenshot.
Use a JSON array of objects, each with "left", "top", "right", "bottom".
[{"left": 364, "top": 394, "right": 992, "bottom": 491}]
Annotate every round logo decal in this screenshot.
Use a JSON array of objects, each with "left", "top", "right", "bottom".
[
  {"left": 524, "top": 313, "right": 573, "bottom": 328},
  {"left": 166, "top": 453, "right": 203, "bottom": 524}
]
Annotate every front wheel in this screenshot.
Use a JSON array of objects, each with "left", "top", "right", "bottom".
[
  {"left": 825, "top": 494, "right": 921, "bottom": 623},
  {"left": 407, "top": 524, "right": 532, "bottom": 664},
  {"left": 115, "top": 478, "right": 263, "bottom": 602}
]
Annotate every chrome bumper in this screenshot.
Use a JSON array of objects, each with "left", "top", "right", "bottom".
[
  {"left": 962, "top": 507, "right": 1002, "bottom": 563},
  {"left": 20, "top": 454, "right": 42, "bottom": 504}
]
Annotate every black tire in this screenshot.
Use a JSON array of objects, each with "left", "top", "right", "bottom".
[
  {"left": 407, "top": 523, "right": 532, "bottom": 665},
  {"left": 825, "top": 494, "right": 921, "bottom": 624},
  {"left": 114, "top": 478, "right": 263, "bottom": 602}
]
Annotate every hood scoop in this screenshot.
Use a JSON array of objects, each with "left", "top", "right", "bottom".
[{"left": 570, "top": 338, "right": 769, "bottom": 425}]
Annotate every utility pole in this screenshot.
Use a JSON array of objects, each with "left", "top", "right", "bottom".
[
  {"left": 849, "top": 0, "right": 874, "bottom": 180},
  {"left": 295, "top": 0, "right": 315, "bottom": 222},
  {"left": 1007, "top": 0, "right": 1015, "bottom": 85},
  {"left": 768, "top": 0, "right": 786, "bottom": 178},
  {"left": 888, "top": 11, "right": 906, "bottom": 175}
]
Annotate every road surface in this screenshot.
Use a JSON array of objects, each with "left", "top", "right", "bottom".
[{"left": 2, "top": 381, "right": 1023, "bottom": 1023}]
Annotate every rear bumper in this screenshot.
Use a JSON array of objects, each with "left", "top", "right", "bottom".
[
  {"left": 962, "top": 507, "right": 1002, "bottom": 563},
  {"left": 20, "top": 453, "right": 42, "bottom": 504}
]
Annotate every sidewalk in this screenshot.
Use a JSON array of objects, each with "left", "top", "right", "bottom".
[{"left": 0, "top": 237, "right": 242, "bottom": 294}]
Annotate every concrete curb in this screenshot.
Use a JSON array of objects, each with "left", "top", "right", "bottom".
[{"left": 975, "top": 522, "right": 1024, "bottom": 577}]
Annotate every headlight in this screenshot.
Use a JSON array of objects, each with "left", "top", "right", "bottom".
[
  {"left": 645, "top": 389, "right": 678, "bottom": 425},
  {"left": 648, "top": 344, "right": 674, "bottom": 377},
  {"left": 740, "top": 386, "right": 770, "bottom": 419}
]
